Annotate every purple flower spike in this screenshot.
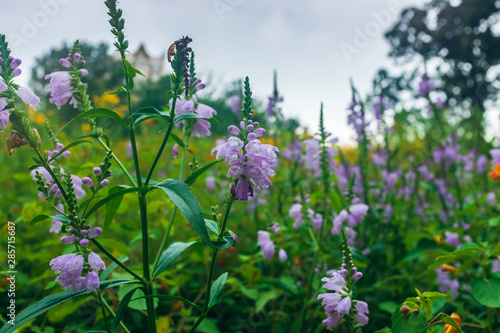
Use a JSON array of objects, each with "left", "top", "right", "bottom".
[
  {"left": 89, "top": 227, "right": 102, "bottom": 238},
  {"left": 82, "top": 177, "right": 93, "bottom": 188},
  {"left": 79, "top": 239, "right": 89, "bottom": 247}
]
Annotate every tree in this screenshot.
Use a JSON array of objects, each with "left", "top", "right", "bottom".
[
  {"left": 383, "top": 0, "right": 500, "bottom": 111},
  {"left": 30, "top": 41, "right": 123, "bottom": 119}
]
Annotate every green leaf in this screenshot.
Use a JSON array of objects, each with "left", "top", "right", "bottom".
[
  {"left": 110, "top": 287, "right": 141, "bottom": 330},
  {"left": 29, "top": 214, "right": 71, "bottom": 225},
  {"left": 209, "top": 272, "right": 228, "bottom": 308},
  {"left": 50, "top": 108, "right": 128, "bottom": 140},
  {"left": 374, "top": 330, "right": 391, "bottom": 333},
  {"left": 84, "top": 186, "right": 150, "bottom": 219},
  {"left": 170, "top": 133, "right": 185, "bottom": 147},
  {"left": 391, "top": 307, "right": 427, "bottom": 333},
  {"left": 421, "top": 291, "right": 448, "bottom": 299},
  {"left": 471, "top": 277, "right": 500, "bottom": 307},
  {"left": 130, "top": 106, "right": 171, "bottom": 126},
  {"left": 379, "top": 301, "right": 398, "bottom": 314},
  {"left": 132, "top": 294, "right": 201, "bottom": 311},
  {"left": 441, "top": 315, "right": 464, "bottom": 333},
  {"left": 153, "top": 241, "right": 200, "bottom": 278},
  {"left": 184, "top": 160, "right": 221, "bottom": 186},
  {"left": 0, "top": 280, "right": 138, "bottom": 333},
  {"left": 108, "top": 86, "right": 126, "bottom": 95},
  {"left": 173, "top": 112, "right": 219, "bottom": 124},
  {"left": 255, "top": 289, "right": 278, "bottom": 313},
  {"left": 48, "top": 140, "right": 93, "bottom": 163},
  {"left": 103, "top": 186, "right": 126, "bottom": 231},
  {"left": 153, "top": 179, "right": 212, "bottom": 248},
  {"left": 205, "top": 219, "right": 219, "bottom": 236}
]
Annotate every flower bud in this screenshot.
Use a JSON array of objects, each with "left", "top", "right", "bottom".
[
  {"left": 82, "top": 177, "right": 93, "bottom": 187},
  {"left": 228, "top": 125, "right": 240, "bottom": 135},
  {"left": 60, "top": 235, "right": 76, "bottom": 244},
  {"left": 79, "top": 239, "right": 89, "bottom": 247},
  {"left": 229, "top": 230, "right": 238, "bottom": 246},
  {"left": 93, "top": 167, "right": 101, "bottom": 177},
  {"left": 100, "top": 179, "right": 109, "bottom": 188},
  {"left": 400, "top": 305, "right": 411, "bottom": 315},
  {"left": 353, "top": 272, "right": 363, "bottom": 280},
  {"left": 59, "top": 58, "right": 71, "bottom": 68},
  {"left": 89, "top": 227, "right": 102, "bottom": 238},
  {"left": 81, "top": 230, "right": 88, "bottom": 236}
]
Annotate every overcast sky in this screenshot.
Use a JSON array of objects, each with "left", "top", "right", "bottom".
[{"left": 1, "top": 0, "right": 429, "bottom": 143}]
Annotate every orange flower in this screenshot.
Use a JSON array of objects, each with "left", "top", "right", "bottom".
[
  {"left": 434, "top": 234, "right": 443, "bottom": 245},
  {"left": 488, "top": 164, "right": 500, "bottom": 180},
  {"left": 443, "top": 313, "right": 461, "bottom": 333},
  {"left": 441, "top": 264, "right": 459, "bottom": 275}
]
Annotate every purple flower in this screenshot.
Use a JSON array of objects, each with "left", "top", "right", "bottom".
[
  {"left": 50, "top": 220, "right": 63, "bottom": 234},
  {"left": 418, "top": 75, "right": 435, "bottom": 97},
  {"left": 85, "top": 271, "right": 100, "bottom": 292},
  {"left": 205, "top": 176, "right": 215, "bottom": 190},
  {"left": 436, "top": 268, "right": 459, "bottom": 299},
  {"left": 15, "top": 86, "right": 40, "bottom": 107},
  {"left": 283, "top": 139, "right": 303, "bottom": 163},
  {"left": 354, "top": 301, "right": 369, "bottom": 325},
  {"left": 229, "top": 95, "right": 240, "bottom": 115},
  {"left": 79, "top": 239, "right": 89, "bottom": 247},
  {"left": 279, "top": 249, "right": 287, "bottom": 261},
  {"left": 212, "top": 121, "right": 278, "bottom": 200},
  {"left": 444, "top": 231, "right": 460, "bottom": 248},
  {"left": 89, "top": 227, "right": 102, "bottom": 238},
  {"left": 45, "top": 71, "right": 76, "bottom": 109},
  {"left": 88, "top": 251, "right": 106, "bottom": 272},
  {"left": 436, "top": 97, "right": 446, "bottom": 108},
  {"left": 257, "top": 230, "right": 275, "bottom": 260},
  {"left": 491, "top": 148, "right": 500, "bottom": 165},
  {"left": 82, "top": 177, "right": 93, "bottom": 188},
  {"left": 170, "top": 95, "right": 217, "bottom": 137},
  {"left": 308, "top": 209, "right": 323, "bottom": 230},
  {"left": 289, "top": 204, "right": 303, "bottom": 228},
  {"left": 332, "top": 203, "right": 369, "bottom": 233},
  {"left": 100, "top": 179, "right": 110, "bottom": 188},
  {"left": 229, "top": 230, "right": 238, "bottom": 246},
  {"left": 50, "top": 253, "right": 85, "bottom": 291},
  {"left": 321, "top": 272, "right": 347, "bottom": 291}
]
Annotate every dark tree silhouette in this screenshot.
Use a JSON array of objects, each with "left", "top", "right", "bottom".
[{"left": 383, "top": 0, "right": 500, "bottom": 110}]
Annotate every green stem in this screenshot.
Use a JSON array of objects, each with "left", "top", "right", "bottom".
[
  {"left": 97, "top": 137, "right": 137, "bottom": 187},
  {"left": 144, "top": 92, "right": 178, "bottom": 186},
  {"left": 102, "top": 297, "right": 132, "bottom": 333},
  {"left": 189, "top": 196, "right": 234, "bottom": 333},
  {"left": 152, "top": 135, "right": 189, "bottom": 271},
  {"left": 91, "top": 239, "right": 145, "bottom": 284},
  {"left": 138, "top": 193, "right": 156, "bottom": 332},
  {"left": 96, "top": 292, "right": 112, "bottom": 333}
]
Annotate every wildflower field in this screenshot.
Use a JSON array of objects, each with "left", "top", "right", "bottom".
[{"left": 0, "top": 1, "right": 499, "bottom": 332}]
